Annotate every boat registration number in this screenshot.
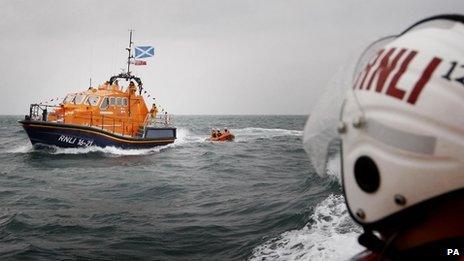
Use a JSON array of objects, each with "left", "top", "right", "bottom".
[{"left": 58, "top": 135, "right": 94, "bottom": 147}]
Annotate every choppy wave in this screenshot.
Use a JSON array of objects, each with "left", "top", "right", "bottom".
[
  {"left": 0, "top": 115, "right": 350, "bottom": 260},
  {"left": 250, "top": 194, "right": 362, "bottom": 261},
  {"left": 249, "top": 135, "right": 359, "bottom": 261},
  {"left": 232, "top": 127, "right": 302, "bottom": 142}
]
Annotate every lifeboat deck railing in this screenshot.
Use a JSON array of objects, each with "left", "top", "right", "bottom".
[
  {"left": 27, "top": 104, "right": 59, "bottom": 122},
  {"left": 140, "top": 114, "right": 173, "bottom": 138}
]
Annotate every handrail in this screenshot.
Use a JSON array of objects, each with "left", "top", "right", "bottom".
[{"left": 146, "top": 114, "right": 172, "bottom": 127}]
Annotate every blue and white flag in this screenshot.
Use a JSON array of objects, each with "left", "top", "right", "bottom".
[{"left": 134, "top": 46, "right": 155, "bottom": 59}]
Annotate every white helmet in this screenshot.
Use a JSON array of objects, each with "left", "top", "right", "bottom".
[{"left": 304, "top": 15, "right": 464, "bottom": 229}]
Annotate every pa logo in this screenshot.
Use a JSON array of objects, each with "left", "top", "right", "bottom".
[{"left": 447, "top": 249, "right": 460, "bottom": 256}]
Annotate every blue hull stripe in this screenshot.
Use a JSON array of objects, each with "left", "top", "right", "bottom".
[{"left": 19, "top": 121, "right": 176, "bottom": 149}]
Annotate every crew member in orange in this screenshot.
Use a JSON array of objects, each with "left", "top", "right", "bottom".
[
  {"left": 150, "top": 104, "right": 158, "bottom": 117},
  {"left": 102, "top": 81, "right": 110, "bottom": 90},
  {"left": 150, "top": 103, "right": 158, "bottom": 118},
  {"left": 128, "top": 81, "right": 136, "bottom": 94},
  {"left": 164, "top": 111, "right": 169, "bottom": 125},
  {"left": 112, "top": 80, "right": 120, "bottom": 91}
]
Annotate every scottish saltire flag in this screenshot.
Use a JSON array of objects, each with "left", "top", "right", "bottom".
[{"left": 134, "top": 46, "right": 155, "bottom": 59}]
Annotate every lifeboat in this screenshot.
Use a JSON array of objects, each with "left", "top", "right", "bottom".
[
  {"left": 19, "top": 32, "right": 176, "bottom": 149},
  {"left": 208, "top": 130, "right": 235, "bottom": 142}
]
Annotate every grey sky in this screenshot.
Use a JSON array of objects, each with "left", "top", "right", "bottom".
[{"left": 0, "top": 0, "right": 462, "bottom": 115}]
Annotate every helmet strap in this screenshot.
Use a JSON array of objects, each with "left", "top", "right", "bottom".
[
  {"left": 359, "top": 228, "right": 402, "bottom": 257},
  {"left": 358, "top": 230, "right": 385, "bottom": 252},
  {"left": 378, "top": 230, "right": 401, "bottom": 259}
]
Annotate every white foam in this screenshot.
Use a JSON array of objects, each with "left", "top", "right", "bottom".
[
  {"left": 326, "top": 153, "right": 342, "bottom": 182},
  {"left": 250, "top": 194, "right": 362, "bottom": 261},
  {"left": 51, "top": 145, "right": 170, "bottom": 156},
  {"left": 232, "top": 127, "right": 302, "bottom": 142},
  {"left": 175, "top": 128, "right": 205, "bottom": 144},
  {"left": 5, "top": 144, "right": 33, "bottom": 154},
  {"left": 5, "top": 142, "right": 170, "bottom": 156}
]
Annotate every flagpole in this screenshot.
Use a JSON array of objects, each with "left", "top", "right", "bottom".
[{"left": 126, "top": 29, "right": 133, "bottom": 75}]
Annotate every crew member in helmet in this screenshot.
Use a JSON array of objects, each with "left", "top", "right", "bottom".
[{"left": 304, "top": 14, "right": 464, "bottom": 259}]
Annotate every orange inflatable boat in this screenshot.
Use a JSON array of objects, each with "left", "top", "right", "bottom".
[{"left": 208, "top": 130, "right": 235, "bottom": 141}]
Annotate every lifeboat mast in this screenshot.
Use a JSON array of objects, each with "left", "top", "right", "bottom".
[
  {"left": 108, "top": 30, "right": 144, "bottom": 95},
  {"left": 126, "top": 29, "right": 133, "bottom": 75}
]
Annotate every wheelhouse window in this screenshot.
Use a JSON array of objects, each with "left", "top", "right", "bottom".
[
  {"left": 122, "top": 98, "right": 128, "bottom": 106},
  {"left": 116, "top": 97, "right": 122, "bottom": 106},
  {"left": 100, "top": 97, "right": 109, "bottom": 110},
  {"left": 73, "top": 94, "right": 86, "bottom": 104},
  {"left": 63, "top": 94, "right": 76, "bottom": 104},
  {"left": 85, "top": 95, "right": 100, "bottom": 106},
  {"left": 110, "top": 97, "right": 116, "bottom": 106}
]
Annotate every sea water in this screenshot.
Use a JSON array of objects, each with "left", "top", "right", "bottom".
[{"left": 0, "top": 115, "right": 361, "bottom": 260}]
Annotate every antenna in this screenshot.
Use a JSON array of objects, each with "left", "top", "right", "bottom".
[
  {"left": 89, "top": 44, "right": 94, "bottom": 89},
  {"left": 126, "top": 29, "right": 133, "bottom": 75}
]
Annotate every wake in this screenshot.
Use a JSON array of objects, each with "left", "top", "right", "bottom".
[
  {"left": 232, "top": 127, "right": 302, "bottom": 142},
  {"left": 250, "top": 195, "right": 362, "bottom": 261}
]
